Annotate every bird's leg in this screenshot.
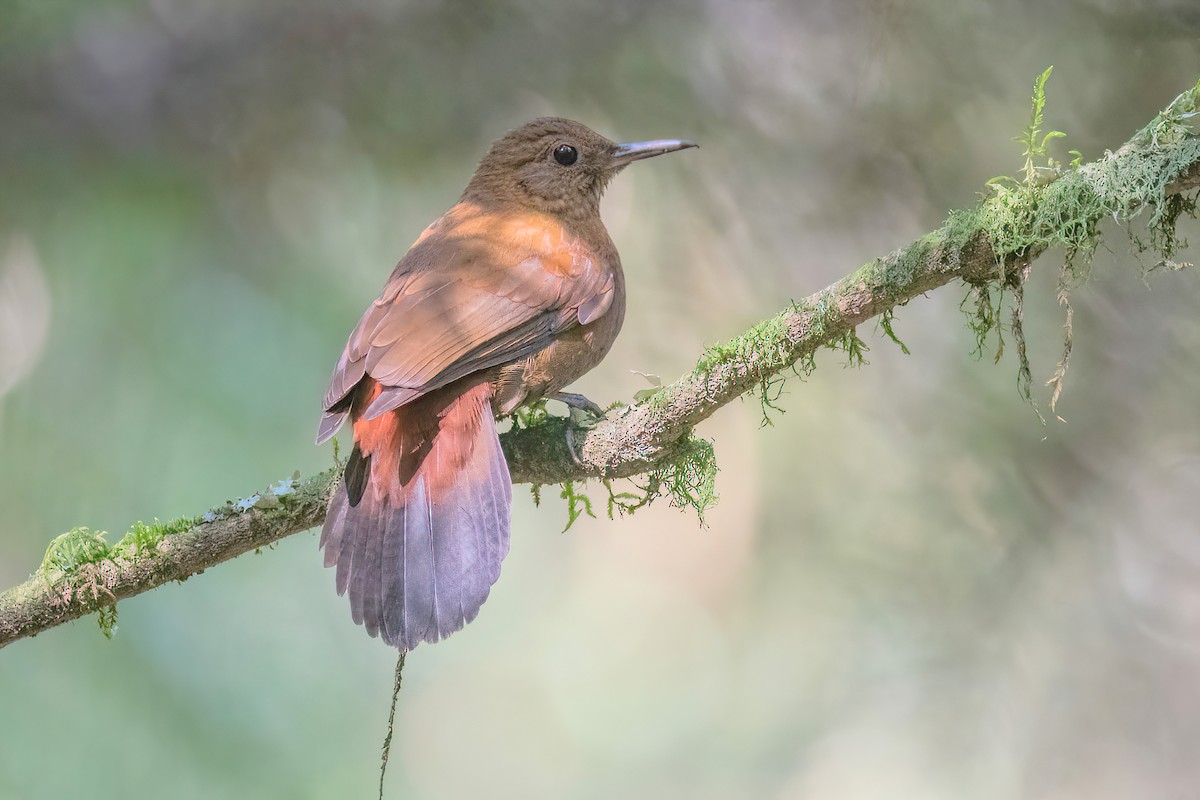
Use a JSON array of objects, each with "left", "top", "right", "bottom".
[
  {"left": 551, "top": 392, "right": 606, "bottom": 466},
  {"left": 564, "top": 426, "right": 583, "bottom": 467}
]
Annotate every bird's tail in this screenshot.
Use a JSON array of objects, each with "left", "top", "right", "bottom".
[{"left": 320, "top": 379, "right": 511, "bottom": 650}]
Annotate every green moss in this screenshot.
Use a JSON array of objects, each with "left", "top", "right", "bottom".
[
  {"left": 696, "top": 311, "right": 790, "bottom": 374},
  {"left": 37, "top": 527, "right": 123, "bottom": 642},
  {"left": 952, "top": 72, "right": 1200, "bottom": 412},
  {"left": 96, "top": 604, "right": 118, "bottom": 639},
  {"left": 1132, "top": 78, "right": 1200, "bottom": 148},
  {"left": 26, "top": 471, "right": 329, "bottom": 639},
  {"left": 754, "top": 373, "right": 788, "bottom": 427},
  {"left": 530, "top": 429, "right": 720, "bottom": 530},
  {"left": 39, "top": 528, "right": 112, "bottom": 574},
  {"left": 696, "top": 305, "right": 816, "bottom": 427},
  {"left": 559, "top": 480, "right": 597, "bottom": 531},
  {"left": 510, "top": 397, "right": 550, "bottom": 429},
  {"left": 961, "top": 282, "right": 1004, "bottom": 362},
  {"left": 828, "top": 328, "right": 870, "bottom": 368},
  {"left": 1018, "top": 66, "right": 1067, "bottom": 184},
  {"left": 688, "top": 74, "right": 1199, "bottom": 424},
  {"left": 878, "top": 309, "right": 911, "bottom": 355},
  {"left": 112, "top": 516, "right": 198, "bottom": 559},
  {"left": 644, "top": 435, "right": 720, "bottom": 523},
  {"left": 600, "top": 434, "right": 720, "bottom": 524},
  {"left": 603, "top": 479, "right": 645, "bottom": 517}
]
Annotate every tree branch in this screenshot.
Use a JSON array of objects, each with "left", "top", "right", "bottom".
[{"left": 4, "top": 80, "right": 1199, "bottom": 650}]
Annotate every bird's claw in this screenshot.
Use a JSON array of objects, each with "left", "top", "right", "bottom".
[{"left": 552, "top": 392, "right": 606, "bottom": 425}]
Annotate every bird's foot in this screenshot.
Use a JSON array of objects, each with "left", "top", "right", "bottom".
[
  {"left": 553, "top": 393, "right": 605, "bottom": 466},
  {"left": 552, "top": 392, "right": 606, "bottom": 427}
]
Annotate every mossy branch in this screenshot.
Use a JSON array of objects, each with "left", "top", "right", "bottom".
[{"left": 3, "top": 78, "right": 1200, "bottom": 650}]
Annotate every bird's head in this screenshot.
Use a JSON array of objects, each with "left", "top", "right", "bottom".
[{"left": 463, "top": 117, "right": 696, "bottom": 220}]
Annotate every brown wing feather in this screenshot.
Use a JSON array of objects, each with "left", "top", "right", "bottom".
[{"left": 318, "top": 201, "right": 613, "bottom": 441}]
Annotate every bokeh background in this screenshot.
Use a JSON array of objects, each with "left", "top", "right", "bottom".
[{"left": 3, "top": 1, "right": 1200, "bottom": 798}]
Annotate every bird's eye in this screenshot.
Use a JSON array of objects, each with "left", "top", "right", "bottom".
[{"left": 553, "top": 144, "right": 578, "bottom": 166}]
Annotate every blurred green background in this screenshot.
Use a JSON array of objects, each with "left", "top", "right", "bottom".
[{"left": 3, "top": 1, "right": 1200, "bottom": 798}]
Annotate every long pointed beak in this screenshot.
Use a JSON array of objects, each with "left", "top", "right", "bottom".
[{"left": 610, "top": 138, "right": 698, "bottom": 166}]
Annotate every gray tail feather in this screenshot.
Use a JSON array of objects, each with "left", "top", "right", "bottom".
[{"left": 320, "top": 414, "right": 511, "bottom": 650}]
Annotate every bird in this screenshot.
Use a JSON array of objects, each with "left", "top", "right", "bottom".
[{"left": 316, "top": 117, "right": 696, "bottom": 651}]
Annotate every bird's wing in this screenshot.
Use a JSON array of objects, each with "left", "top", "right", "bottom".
[{"left": 320, "top": 204, "right": 613, "bottom": 426}]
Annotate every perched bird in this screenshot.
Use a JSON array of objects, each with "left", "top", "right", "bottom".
[{"left": 317, "top": 117, "right": 696, "bottom": 651}]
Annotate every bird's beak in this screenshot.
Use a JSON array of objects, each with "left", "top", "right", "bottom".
[{"left": 610, "top": 139, "right": 698, "bottom": 166}]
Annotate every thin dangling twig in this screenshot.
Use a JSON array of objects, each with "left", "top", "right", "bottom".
[{"left": 379, "top": 650, "right": 407, "bottom": 800}]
